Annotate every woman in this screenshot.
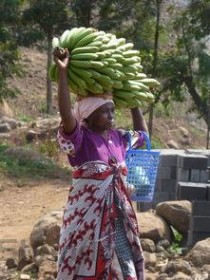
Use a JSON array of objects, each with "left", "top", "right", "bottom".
[{"left": 54, "top": 48, "right": 147, "bottom": 280}]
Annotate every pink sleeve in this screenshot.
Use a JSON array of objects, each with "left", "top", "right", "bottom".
[{"left": 57, "top": 121, "right": 83, "bottom": 155}]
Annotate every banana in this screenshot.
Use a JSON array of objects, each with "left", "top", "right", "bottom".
[
  {"left": 73, "top": 32, "right": 99, "bottom": 49},
  {"left": 66, "top": 27, "right": 80, "bottom": 50},
  {"left": 115, "top": 38, "right": 126, "bottom": 46},
  {"left": 69, "top": 65, "right": 92, "bottom": 78},
  {"left": 122, "top": 65, "right": 139, "bottom": 73},
  {"left": 90, "top": 61, "right": 105, "bottom": 69},
  {"left": 117, "top": 43, "right": 134, "bottom": 52},
  {"left": 111, "top": 54, "right": 125, "bottom": 63},
  {"left": 86, "top": 80, "right": 104, "bottom": 94},
  {"left": 101, "top": 58, "right": 117, "bottom": 65},
  {"left": 113, "top": 96, "right": 128, "bottom": 108},
  {"left": 70, "top": 27, "right": 94, "bottom": 49},
  {"left": 122, "top": 50, "right": 140, "bottom": 57},
  {"left": 132, "top": 81, "right": 149, "bottom": 91},
  {"left": 70, "top": 60, "right": 104, "bottom": 69},
  {"left": 140, "top": 78, "right": 161, "bottom": 86},
  {"left": 70, "top": 60, "right": 93, "bottom": 68},
  {"left": 93, "top": 35, "right": 110, "bottom": 44},
  {"left": 133, "top": 73, "right": 147, "bottom": 80},
  {"left": 71, "top": 53, "right": 98, "bottom": 60},
  {"left": 127, "top": 98, "right": 143, "bottom": 108},
  {"left": 122, "top": 57, "right": 140, "bottom": 66},
  {"left": 110, "top": 63, "right": 123, "bottom": 69},
  {"left": 48, "top": 63, "right": 57, "bottom": 81},
  {"left": 113, "top": 89, "right": 136, "bottom": 99},
  {"left": 68, "top": 69, "right": 88, "bottom": 91},
  {"left": 133, "top": 91, "right": 154, "bottom": 101},
  {"left": 88, "top": 70, "right": 113, "bottom": 90},
  {"left": 98, "top": 67, "right": 122, "bottom": 80},
  {"left": 51, "top": 27, "right": 160, "bottom": 101},
  {"left": 71, "top": 46, "right": 99, "bottom": 55},
  {"left": 96, "top": 52, "right": 107, "bottom": 59},
  {"left": 122, "top": 81, "right": 142, "bottom": 91},
  {"left": 52, "top": 37, "right": 60, "bottom": 49},
  {"left": 112, "top": 80, "right": 123, "bottom": 89},
  {"left": 59, "top": 29, "right": 70, "bottom": 48},
  {"left": 86, "top": 40, "right": 103, "bottom": 47},
  {"left": 67, "top": 72, "right": 79, "bottom": 94}
]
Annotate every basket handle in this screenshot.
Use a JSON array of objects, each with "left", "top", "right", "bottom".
[{"left": 128, "top": 131, "right": 151, "bottom": 151}]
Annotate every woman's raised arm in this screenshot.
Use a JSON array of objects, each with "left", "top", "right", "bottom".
[
  {"left": 130, "top": 107, "right": 148, "bottom": 133},
  {"left": 53, "top": 48, "right": 76, "bottom": 134}
]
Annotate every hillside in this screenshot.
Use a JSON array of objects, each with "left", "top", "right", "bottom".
[{"left": 7, "top": 47, "right": 208, "bottom": 150}]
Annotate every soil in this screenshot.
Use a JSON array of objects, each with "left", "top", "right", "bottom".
[{"left": 0, "top": 47, "right": 209, "bottom": 261}]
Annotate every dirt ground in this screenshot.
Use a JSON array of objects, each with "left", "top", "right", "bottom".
[{"left": 0, "top": 173, "right": 70, "bottom": 260}]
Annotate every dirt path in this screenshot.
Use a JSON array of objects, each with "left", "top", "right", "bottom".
[{"left": 0, "top": 175, "right": 70, "bottom": 259}]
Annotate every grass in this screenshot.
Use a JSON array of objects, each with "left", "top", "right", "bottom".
[{"left": 0, "top": 143, "right": 71, "bottom": 181}]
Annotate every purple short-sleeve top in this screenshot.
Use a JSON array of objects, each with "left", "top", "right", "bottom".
[{"left": 57, "top": 122, "right": 144, "bottom": 167}]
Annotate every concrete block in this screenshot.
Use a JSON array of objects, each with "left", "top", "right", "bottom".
[
  {"left": 200, "top": 170, "right": 208, "bottom": 183},
  {"left": 159, "top": 153, "right": 178, "bottom": 167},
  {"left": 153, "top": 191, "right": 169, "bottom": 205},
  {"left": 160, "top": 179, "right": 177, "bottom": 192},
  {"left": 192, "top": 201, "right": 210, "bottom": 216},
  {"left": 177, "top": 154, "right": 208, "bottom": 170},
  {"left": 190, "top": 169, "right": 201, "bottom": 182},
  {"left": 156, "top": 166, "right": 172, "bottom": 180},
  {"left": 170, "top": 166, "right": 177, "bottom": 179},
  {"left": 177, "top": 182, "right": 207, "bottom": 201},
  {"left": 191, "top": 216, "right": 210, "bottom": 232},
  {"left": 177, "top": 168, "right": 190, "bottom": 181},
  {"left": 187, "top": 230, "right": 210, "bottom": 247}
]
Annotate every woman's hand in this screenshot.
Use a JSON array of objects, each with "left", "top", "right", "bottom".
[{"left": 53, "top": 47, "right": 69, "bottom": 70}]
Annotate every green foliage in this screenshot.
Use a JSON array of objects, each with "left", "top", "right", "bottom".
[
  {"left": 0, "top": 0, "right": 23, "bottom": 101},
  {"left": 22, "top": 0, "right": 73, "bottom": 41},
  {"left": 169, "top": 227, "right": 183, "bottom": 255},
  {"left": 0, "top": 143, "right": 70, "bottom": 180}
]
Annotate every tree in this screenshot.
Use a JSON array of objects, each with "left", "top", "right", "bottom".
[
  {"left": 0, "top": 0, "right": 23, "bottom": 102},
  {"left": 22, "top": 0, "right": 74, "bottom": 113},
  {"left": 156, "top": 0, "right": 210, "bottom": 147}
]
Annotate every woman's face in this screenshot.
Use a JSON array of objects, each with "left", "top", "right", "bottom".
[{"left": 86, "top": 102, "right": 115, "bottom": 132}]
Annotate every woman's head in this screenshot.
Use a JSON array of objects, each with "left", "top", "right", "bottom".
[
  {"left": 85, "top": 101, "right": 115, "bottom": 132},
  {"left": 73, "top": 95, "right": 115, "bottom": 132}
]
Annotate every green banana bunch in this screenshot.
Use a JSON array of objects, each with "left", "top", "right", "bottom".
[{"left": 49, "top": 27, "right": 160, "bottom": 108}]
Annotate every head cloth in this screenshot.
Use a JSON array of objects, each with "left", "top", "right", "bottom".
[{"left": 73, "top": 94, "right": 114, "bottom": 124}]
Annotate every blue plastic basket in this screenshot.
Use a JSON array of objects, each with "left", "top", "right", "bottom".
[{"left": 125, "top": 132, "right": 160, "bottom": 202}]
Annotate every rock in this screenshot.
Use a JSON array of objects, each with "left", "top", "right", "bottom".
[
  {"left": 141, "top": 238, "right": 156, "bottom": 253},
  {"left": 156, "top": 200, "right": 191, "bottom": 234},
  {"left": 0, "top": 116, "right": 18, "bottom": 129},
  {"left": 0, "top": 99, "right": 14, "bottom": 118},
  {"left": 186, "top": 238, "right": 210, "bottom": 267},
  {"left": 0, "top": 123, "right": 11, "bottom": 133},
  {"left": 30, "top": 211, "right": 63, "bottom": 253},
  {"left": 5, "top": 258, "right": 17, "bottom": 269},
  {"left": 19, "top": 274, "right": 31, "bottom": 280},
  {"left": 18, "top": 242, "right": 33, "bottom": 271},
  {"left": 166, "top": 140, "right": 179, "bottom": 149},
  {"left": 164, "top": 259, "right": 192, "bottom": 276},
  {"left": 136, "top": 212, "right": 172, "bottom": 242},
  {"left": 178, "top": 126, "right": 189, "bottom": 138}
]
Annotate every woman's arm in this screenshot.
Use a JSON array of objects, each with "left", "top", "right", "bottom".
[
  {"left": 131, "top": 107, "right": 148, "bottom": 133},
  {"left": 53, "top": 48, "right": 76, "bottom": 134}
]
